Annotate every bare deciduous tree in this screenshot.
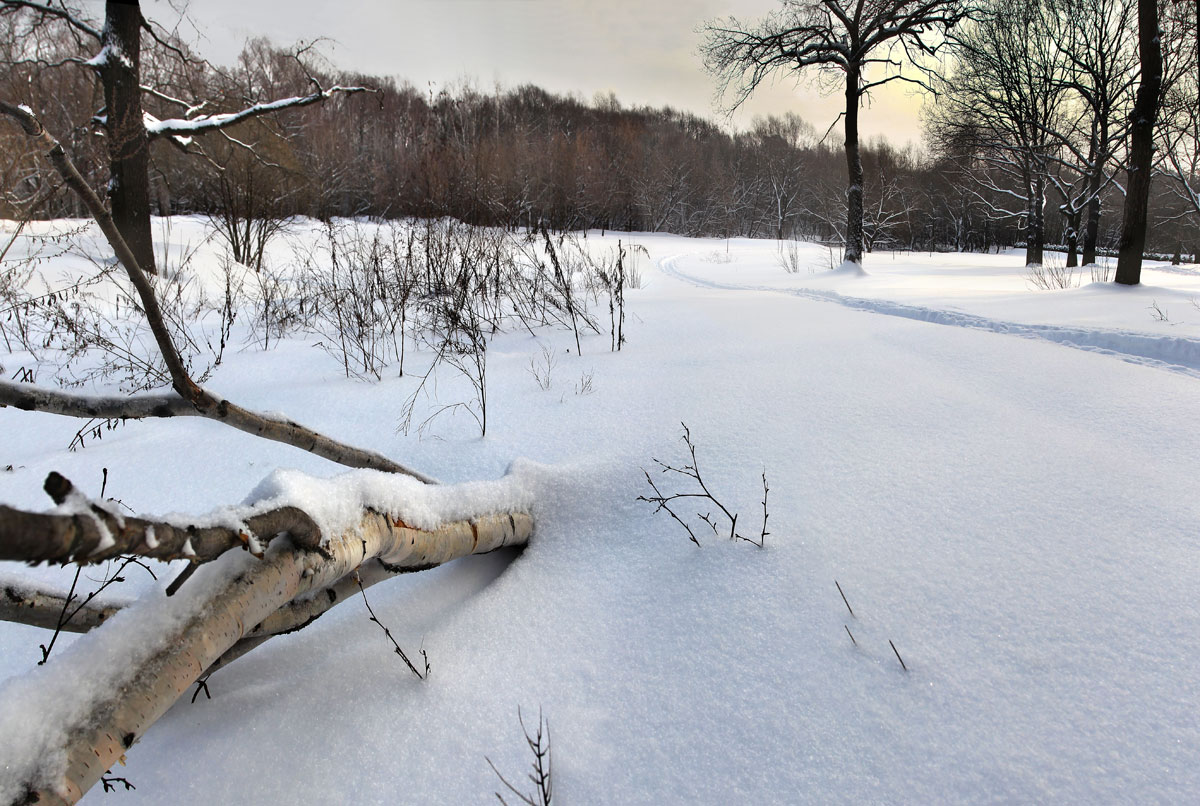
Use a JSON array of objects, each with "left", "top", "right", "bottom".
[
  {"left": 928, "top": 0, "right": 1073, "bottom": 267},
  {"left": 1048, "top": 0, "right": 1138, "bottom": 266},
  {"left": 1156, "top": 0, "right": 1200, "bottom": 259},
  {"left": 0, "top": 0, "right": 368, "bottom": 273},
  {"left": 702, "top": 0, "right": 966, "bottom": 267}
]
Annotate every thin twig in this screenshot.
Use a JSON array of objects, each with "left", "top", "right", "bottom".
[
  {"left": 354, "top": 572, "right": 428, "bottom": 680},
  {"left": 637, "top": 469, "right": 702, "bottom": 547},
  {"left": 487, "top": 706, "right": 552, "bottom": 806},
  {"left": 99, "top": 775, "right": 135, "bottom": 793},
  {"left": 190, "top": 677, "right": 211, "bottom": 703},
  {"left": 639, "top": 422, "right": 766, "bottom": 549},
  {"left": 835, "top": 580, "right": 855, "bottom": 618}
]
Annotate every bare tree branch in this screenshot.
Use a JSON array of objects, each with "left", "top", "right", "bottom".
[
  {"left": 144, "top": 85, "right": 372, "bottom": 141},
  {"left": 0, "top": 472, "right": 322, "bottom": 564},
  {"left": 0, "top": 576, "right": 123, "bottom": 633},
  {"left": 0, "top": 0, "right": 101, "bottom": 41},
  {"left": 0, "top": 379, "right": 193, "bottom": 419}
]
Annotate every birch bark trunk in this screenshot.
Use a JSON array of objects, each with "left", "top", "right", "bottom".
[{"left": 17, "top": 508, "right": 531, "bottom": 804}]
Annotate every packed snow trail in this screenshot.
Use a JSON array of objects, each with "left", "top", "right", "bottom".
[{"left": 659, "top": 253, "right": 1200, "bottom": 380}]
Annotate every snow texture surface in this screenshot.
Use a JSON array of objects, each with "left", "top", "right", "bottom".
[{"left": 2, "top": 220, "right": 1200, "bottom": 803}]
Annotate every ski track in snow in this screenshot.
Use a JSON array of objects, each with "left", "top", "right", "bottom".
[{"left": 659, "top": 253, "right": 1200, "bottom": 380}]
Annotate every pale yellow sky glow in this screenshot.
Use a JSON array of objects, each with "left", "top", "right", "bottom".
[{"left": 130, "top": 0, "right": 929, "bottom": 147}]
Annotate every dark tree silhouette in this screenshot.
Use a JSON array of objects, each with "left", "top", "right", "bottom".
[
  {"left": 927, "top": 0, "right": 1072, "bottom": 267},
  {"left": 703, "top": 0, "right": 966, "bottom": 267},
  {"left": 1114, "top": 0, "right": 1164, "bottom": 284}
]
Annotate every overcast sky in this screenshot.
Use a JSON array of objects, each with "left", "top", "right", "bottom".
[{"left": 129, "top": 0, "right": 927, "bottom": 147}]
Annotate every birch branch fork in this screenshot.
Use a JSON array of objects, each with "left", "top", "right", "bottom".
[
  {"left": 0, "top": 101, "right": 436, "bottom": 484},
  {"left": 6, "top": 493, "right": 532, "bottom": 805}
]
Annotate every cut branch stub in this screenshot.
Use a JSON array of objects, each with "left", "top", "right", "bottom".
[{"left": 0, "top": 582, "right": 121, "bottom": 633}]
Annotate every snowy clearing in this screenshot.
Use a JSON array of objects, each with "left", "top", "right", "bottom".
[{"left": 2, "top": 219, "right": 1200, "bottom": 803}]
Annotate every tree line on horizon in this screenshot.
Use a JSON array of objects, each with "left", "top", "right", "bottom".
[{"left": 1, "top": 0, "right": 1197, "bottom": 266}]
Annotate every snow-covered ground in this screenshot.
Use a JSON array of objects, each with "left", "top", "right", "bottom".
[{"left": 2, "top": 219, "right": 1200, "bottom": 803}]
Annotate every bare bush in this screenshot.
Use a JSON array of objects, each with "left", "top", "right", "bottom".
[
  {"left": 245, "top": 260, "right": 304, "bottom": 351},
  {"left": 0, "top": 222, "right": 214, "bottom": 391},
  {"left": 811, "top": 243, "right": 843, "bottom": 273},
  {"left": 4, "top": 214, "right": 627, "bottom": 440},
  {"left": 574, "top": 370, "right": 594, "bottom": 396},
  {"left": 294, "top": 221, "right": 412, "bottom": 380},
  {"left": 207, "top": 167, "right": 295, "bottom": 273},
  {"left": 579, "top": 239, "right": 639, "bottom": 352},
  {"left": 399, "top": 277, "right": 489, "bottom": 437},
  {"left": 703, "top": 247, "right": 735, "bottom": 264},
  {"left": 201, "top": 256, "right": 244, "bottom": 366},
  {"left": 1026, "top": 255, "right": 1080, "bottom": 290},
  {"left": 538, "top": 227, "right": 593, "bottom": 356},
  {"left": 777, "top": 239, "right": 804, "bottom": 274},
  {"left": 1090, "top": 258, "right": 1113, "bottom": 283},
  {"left": 637, "top": 422, "right": 769, "bottom": 549},
  {"left": 527, "top": 342, "right": 558, "bottom": 390},
  {"left": 624, "top": 243, "right": 647, "bottom": 290}
]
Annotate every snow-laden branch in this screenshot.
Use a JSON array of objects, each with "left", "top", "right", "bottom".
[
  {"left": 138, "top": 85, "right": 209, "bottom": 118},
  {"left": 143, "top": 85, "right": 371, "bottom": 140}
]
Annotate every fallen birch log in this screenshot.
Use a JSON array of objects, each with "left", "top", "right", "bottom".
[{"left": 0, "top": 471, "right": 534, "bottom": 805}]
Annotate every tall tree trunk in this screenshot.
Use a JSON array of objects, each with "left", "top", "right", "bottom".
[
  {"left": 843, "top": 68, "right": 864, "bottom": 266},
  {"left": 1082, "top": 121, "right": 1106, "bottom": 265},
  {"left": 1083, "top": 192, "right": 1102, "bottom": 266},
  {"left": 1115, "top": 0, "right": 1163, "bottom": 285},
  {"left": 101, "top": 0, "right": 156, "bottom": 274},
  {"left": 1025, "top": 169, "right": 1045, "bottom": 266},
  {"left": 1066, "top": 209, "right": 1081, "bottom": 268}
]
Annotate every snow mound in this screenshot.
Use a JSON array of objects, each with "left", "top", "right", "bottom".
[
  {"left": 832, "top": 258, "right": 868, "bottom": 276},
  {"left": 243, "top": 461, "right": 539, "bottom": 540}
]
